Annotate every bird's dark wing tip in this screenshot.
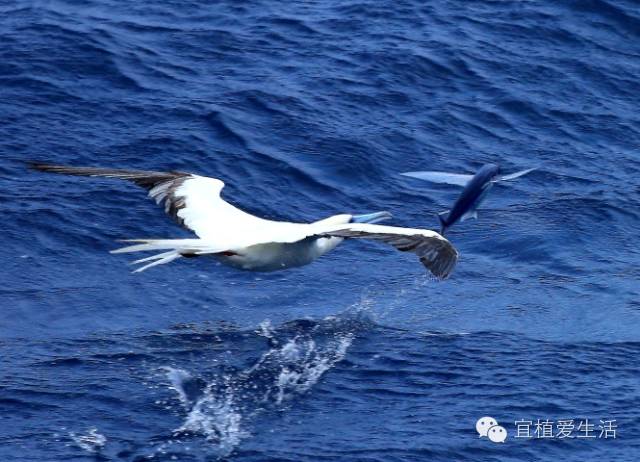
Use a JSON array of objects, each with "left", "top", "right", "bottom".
[
  {"left": 28, "top": 161, "right": 56, "bottom": 171},
  {"left": 322, "top": 229, "right": 459, "bottom": 280},
  {"left": 419, "top": 243, "right": 458, "bottom": 280}
]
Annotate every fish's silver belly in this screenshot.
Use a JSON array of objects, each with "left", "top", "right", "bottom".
[{"left": 215, "top": 237, "right": 343, "bottom": 272}]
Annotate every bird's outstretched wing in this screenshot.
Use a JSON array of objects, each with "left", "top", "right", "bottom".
[
  {"left": 29, "top": 163, "right": 271, "bottom": 242},
  {"left": 317, "top": 223, "right": 458, "bottom": 279}
]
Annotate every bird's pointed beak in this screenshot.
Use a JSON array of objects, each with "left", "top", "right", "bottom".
[{"left": 351, "top": 211, "right": 393, "bottom": 224}]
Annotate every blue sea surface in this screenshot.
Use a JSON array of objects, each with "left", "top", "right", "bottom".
[{"left": 1, "top": 0, "right": 640, "bottom": 460}]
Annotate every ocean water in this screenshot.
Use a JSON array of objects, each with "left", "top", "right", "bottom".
[{"left": 1, "top": 0, "right": 640, "bottom": 460}]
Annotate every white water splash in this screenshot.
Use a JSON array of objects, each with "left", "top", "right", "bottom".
[
  {"left": 160, "top": 327, "right": 353, "bottom": 456},
  {"left": 274, "top": 334, "right": 353, "bottom": 404},
  {"left": 164, "top": 366, "right": 193, "bottom": 408},
  {"left": 256, "top": 319, "right": 275, "bottom": 340},
  {"left": 69, "top": 427, "right": 106, "bottom": 453},
  {"left": 343, "top": 275, "right": 431, "bottom": 324},
  {"left": 161, "top": 368, "right": 247, "bottom": 457},
  {"left": 176, "top": 383, "right": 247, "bottom": 456}
]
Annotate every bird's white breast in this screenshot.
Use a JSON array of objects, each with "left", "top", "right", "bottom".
[{"left": 216, "top": 236, "right": 344, "bottom": 271}]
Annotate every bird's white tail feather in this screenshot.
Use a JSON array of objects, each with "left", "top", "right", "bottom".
[
  {"left": 110, "top": 238, "right": 220, "bottom": 273},
  {"left": 111, "top": 238, "right": 215, "bottom": 254},
  {"left": 131, "top": 250, "right": 177, "bottom": 265},
  {"left": 132, "top": 251, "right": 182, "bottom": 273}
]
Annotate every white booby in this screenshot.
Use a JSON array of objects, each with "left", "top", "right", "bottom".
[{"left": 32, "top": 164, "right": 458, "bottom": 279}]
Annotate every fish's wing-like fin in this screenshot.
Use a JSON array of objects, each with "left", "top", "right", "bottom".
[
  {"left": 460, "top": 210, "right": 478, "bottom": 222},
  {"left": 495, "top": 168, "right": 537, "bottom": 182},
  {"left": 400, "top": 171, "right": 472, "bottom": 186}
]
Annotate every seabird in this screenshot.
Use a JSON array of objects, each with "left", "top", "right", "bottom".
[
  {"left": 401, "top": 163, "right": 535, "bottom": 235},
  {"left": 31, "top": 164, "right": 458, "bottom": 279}
]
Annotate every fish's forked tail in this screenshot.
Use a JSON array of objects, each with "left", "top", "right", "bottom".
[{"left": 111, "top": 238, "right": 217, "bottom": 273}]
